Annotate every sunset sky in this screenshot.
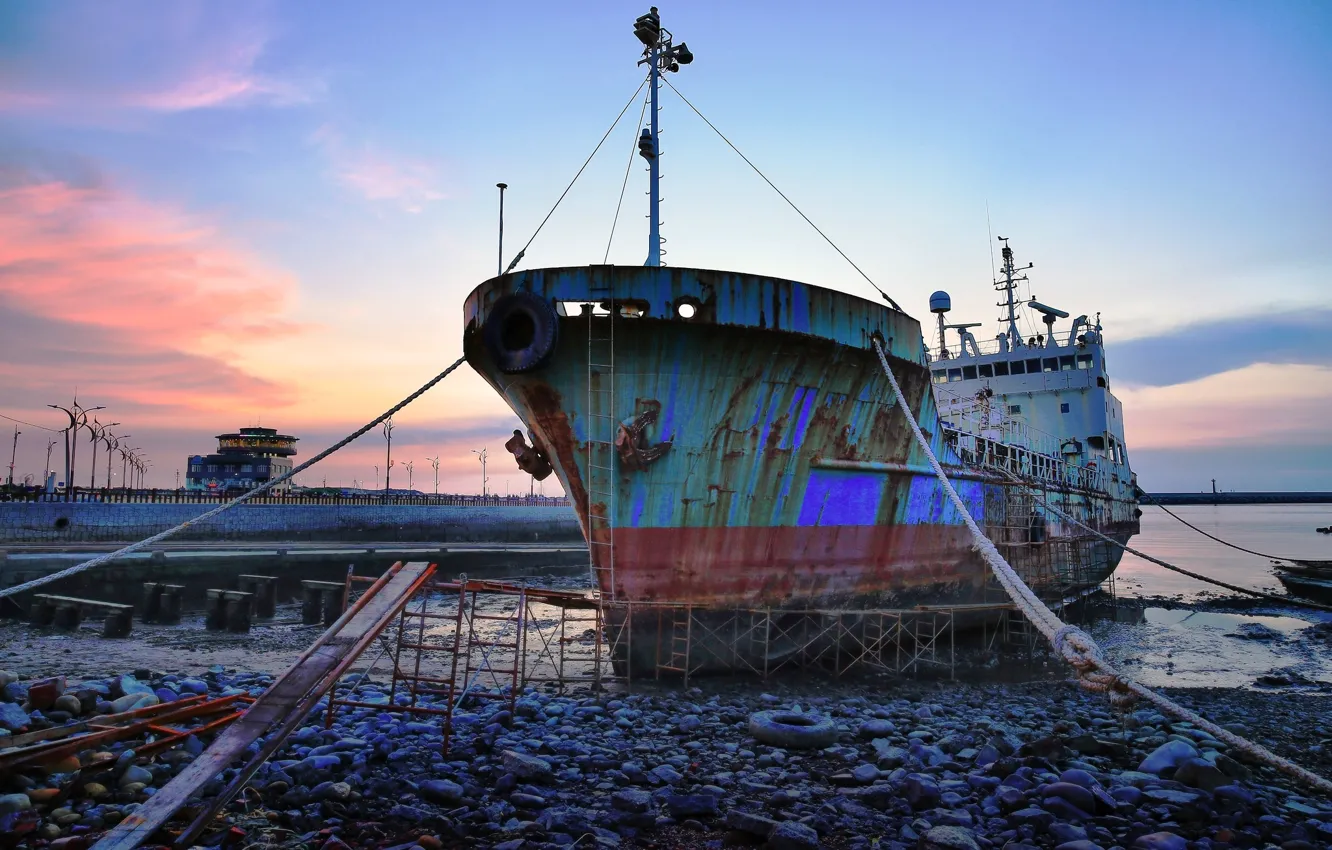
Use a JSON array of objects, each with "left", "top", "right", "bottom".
[{"left": 1, "top": 1, "right": 1328, "bottom": 494}]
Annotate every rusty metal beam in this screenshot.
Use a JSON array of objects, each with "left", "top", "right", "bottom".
[{"left": 93, "top": 561, "right": 436, "bottom": 850}]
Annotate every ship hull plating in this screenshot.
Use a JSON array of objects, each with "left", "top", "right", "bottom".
[{"left": 463, "top": 265, "right": 1138, "bottom": 673}]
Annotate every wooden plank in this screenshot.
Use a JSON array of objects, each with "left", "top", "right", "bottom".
[
  {"left": 93, "top": 562, "right": 434, "bottom": 850},
  {"left": 0, "top": 697, "right": 205, "bottom": 750}
]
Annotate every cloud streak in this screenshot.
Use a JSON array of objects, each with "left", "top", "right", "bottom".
[
  {"left": 0, "top": 9, "right": 321, "bottom": 118},
  {"left": 310, "top": 125, "right": 446, "bottom": 212},
  {"left": 0, "top": 163, "right": 304, "bottom": 420},
  {"left": 1112, "top": 308, "right": 1332, "bottom": 387}
]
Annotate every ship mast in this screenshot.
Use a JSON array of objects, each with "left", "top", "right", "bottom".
[
  {"left": 634, "top": 7, "right": 692, "bottom": 267},
  {"left": 994, "top": 236, "right": 1033, "bottom": 349}
]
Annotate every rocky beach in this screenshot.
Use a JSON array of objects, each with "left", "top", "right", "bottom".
[{"left": 3, "top": 643, "right": 1332, "bottom": 850}]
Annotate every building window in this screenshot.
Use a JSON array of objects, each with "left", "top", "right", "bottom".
[
  {"left": 932, "top": 370, "right": 948, "bottom": 384},
  {"left": 1059, "top": 355, "right": 1075, "bottom": 371},
  {"left": 1060, "top": 403, "right": 1070, "bottom": 413},
  {"left": 947, "top": 368, "right": 963, "bottom": 382},
  {"left": 207, "top": 465, "right": 218, "bottom": 473},
  {"left": 962, "top": 365, "right": 977, "bottom": 380},
  {"left": 1008, "top": 404, "right": 1022, "bottom": 415},
  {"left": 1076, "top": 354, "right": 1093, "bottom": 369},
  {"left": 994, "top": 361, "right": 1010, "bottom": 376},
  {"left": 978, "top": 364, "right": 993, "bottom": 378},
  {"left": 1043, "top": 358, "right": 1059, "bottom": 373},
  {"left": 190, "top": 464, "right": 201, "bottom": 473},
  {"left": 242, "top": 464, "right": 253, "bottom": 473},
  {"left": 1026, "top": 359, "right": 1041, "bottom": 374},
  {"left": 1009, "top": 360, "right": 1025, "bottom": 375}
]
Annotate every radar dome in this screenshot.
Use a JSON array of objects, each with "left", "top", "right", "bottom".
[{"left": 929, "top": 291, "right": 951, "bottom": 314}]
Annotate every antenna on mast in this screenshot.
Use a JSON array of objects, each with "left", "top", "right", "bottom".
[
  {"left": 633, "top": 6, "right": 692, "bottom": 267},
  {"left": 994, "top": 237, "right": 1034, "bottom": 349}
]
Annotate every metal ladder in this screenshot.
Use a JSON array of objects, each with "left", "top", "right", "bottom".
[{"left": 585, "top": 290, "right": 617, "bottom": 599}]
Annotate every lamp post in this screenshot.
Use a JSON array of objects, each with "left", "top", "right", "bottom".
[
  {"left": 45, "top": 438, "right": 56, "bottom": 488},
  {"left": 429, "top": 456, "right": 440, "bottom": 495},
  {"left": 48, "top": 398, "right": 104, "bottom": 500},
  {"left": 86, "top": 418, "right": 119, "bottom": 490},
  {"left": 472, "top": 448, "right": 488, "bottom": 497},
  {"left": 105, "top": 433, "right": 128, "bottom": 489},
  {"left": 403, "top": 459, "right": 414, "bottom": 491},
  {"left": 382, "top": 417, "right": 394, "bottom": 495},
  {"left": 7, "top": 425, "right": 19, "bottom": 487}
]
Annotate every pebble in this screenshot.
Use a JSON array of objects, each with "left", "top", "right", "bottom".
[{"left": 1, "top": 658, "right": 1323, "bottom": 850}]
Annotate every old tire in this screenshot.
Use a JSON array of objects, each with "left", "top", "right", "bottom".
[
  {"left": 748, "top": 710, "right": 839, "bottom": 749},
  {"left": 483, "top": 291, "right": 559, "bottom": 374}
]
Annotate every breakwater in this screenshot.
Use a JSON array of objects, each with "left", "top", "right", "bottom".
[
  {"left": 1148, "top": 492, "right": 1332, "bottom": 505},
  {"left": 0, "top": 502, "right": 582, "bottom": 545}
]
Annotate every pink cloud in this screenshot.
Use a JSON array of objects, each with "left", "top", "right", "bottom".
[
  {"left": 311, "top": 125, "right": 446, "bottom": 212},
  {"left": 0, "top": 167, "right": 305, "bottom": 416}
]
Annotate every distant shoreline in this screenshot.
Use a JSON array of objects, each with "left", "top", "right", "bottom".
[{"left": 1145, "top": 492, "right": 1332, "bottom": 505}]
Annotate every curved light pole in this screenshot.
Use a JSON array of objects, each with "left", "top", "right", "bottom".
[
  {"left": 87, "top": 418, "right": 120, "bottom": 490},
  {"left": 428, "top": 456, "right": 440, "bottom": 495},
  {"left": 382, "top": 417, "right": 395, "bottom": 495},
  {"left": 47, "top": 398, "right": 104, "bottom": 500},
  {"left": 403, "top": 459, "right": 414, "bottom": 491},
  {"left": 472, "top": 448, "right": 488, "bottom": 497},
  {"left": 106, "top": 434, "right": 129, "bottom": 489}
]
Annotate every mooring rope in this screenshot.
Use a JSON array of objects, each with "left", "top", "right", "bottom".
[
  {"left": 1000, "top": 477, "right": 1332, "bottom": 614},
  {"left": 1143, "top": 496, "right": 1326, "bottom": 568},
  {"left": 0, "top": 357, "right": 469, "bottom": 600},
  {"left": 870, "top": 339, "right": 1332, "bottom": 797}
]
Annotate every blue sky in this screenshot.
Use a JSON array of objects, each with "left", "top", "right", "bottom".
[{"left": 0, "top": 0, "right": 1328, "bottom": 493}]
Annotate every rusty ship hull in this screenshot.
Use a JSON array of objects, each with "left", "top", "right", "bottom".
[{"left": 462, "top": 265, "right": 1138, "bottom": 672}]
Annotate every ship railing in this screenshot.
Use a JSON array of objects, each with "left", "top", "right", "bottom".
[
  {"left": 926, "top": 333, "right": 1099, "bottom": 361},
  {"left": 935, "top": 391, "right": 1063, "bottom": 459},
  {"left": 944, "top": 428, "right": 1105, "bottom": 493}
]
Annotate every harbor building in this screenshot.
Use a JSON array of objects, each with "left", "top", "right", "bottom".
[{"left": 185, "top": 427, "right": 298, "bottom": 494}]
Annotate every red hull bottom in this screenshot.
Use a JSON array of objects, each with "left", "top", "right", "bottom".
[{"left": 602, "top": 524, "right": 994, "bottom": 608}]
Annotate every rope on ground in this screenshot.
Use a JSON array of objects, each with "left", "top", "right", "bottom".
[
  {"left": 0, "top": 357, "right": 470, "bottom": 600},
  {"left": 1009, "top": 480, "right": 1332, "bottom": 614},
  {"left": 1144, "top": 496, "right": 1323, "bottom": 567},
  {"left": 869, "top": 339, "right": 1332, "bottom": 797}
]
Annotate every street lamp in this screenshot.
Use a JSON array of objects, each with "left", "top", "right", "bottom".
[
  {"left": 45, "top": 438, "right": 56, "bottom": 488},
  {"left": 382, "top": 417, "right": 395, "bottom": 495},
  {"left": 106, "top": 433, "right": 129, "bottom": 489},
  {"left": 86, "top": 418, "right": 120, "bottom": 490},
  {"left": 7, "top": 425, "right": 19, "bottom": 487},
  {"left": 472, "top": 448, "right": 488, "bottom": 497},
  {"left": 47, "top": 397, "right": 104, "bottom": 500},
  {"left": 403, "top": 459, "right": 414, "bottom": 491},
  {"left": 428, "top": 456, "right": 440, "bottom": 495}
]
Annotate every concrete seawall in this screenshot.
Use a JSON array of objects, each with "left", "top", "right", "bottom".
[{"left": 0, "top": 502, "right": 583, "bottom": 544}]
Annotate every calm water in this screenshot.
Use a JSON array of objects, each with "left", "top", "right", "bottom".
[
  {"left": 1114, "top": 503, "right": 1332, "bottom": 600},
  {"left": 1089, "top": 503, "right": 1332, "bottom": 689}
]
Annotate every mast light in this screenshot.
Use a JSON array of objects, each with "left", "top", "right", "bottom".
[{"left": 634, "top": 8, "right": 660, "bottom": 46}]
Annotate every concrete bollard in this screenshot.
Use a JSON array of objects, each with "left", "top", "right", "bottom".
[
  {"left": 300, "top": 580, "right": 345, "bottom": 625},
  {"left": 206, "top": 589, "right": 254, "bottom": 632},
  {"left": 237, "top": 575, "right": 277, "bottom": 618}
]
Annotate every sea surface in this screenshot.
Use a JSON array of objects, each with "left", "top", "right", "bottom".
[{"left": 1088, "top": 503, "right": 1332, "bottom": 689}]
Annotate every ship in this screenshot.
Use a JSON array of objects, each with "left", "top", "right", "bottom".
[{"left": 462, "top": 8, "right": 1140, "bottom": 673}]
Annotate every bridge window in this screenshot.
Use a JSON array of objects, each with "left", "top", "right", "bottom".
[
  {"left": 1087, "top": 435, "right": 1105, "bottom": 450},
  {"left": 1026, "top": 358, "right": 1041, "bottom": 373},
  {"left": 189, "top": 464, "right": 201, "bottom": 473},
  {"left": 1059, "top": 355, "right": 1075, "bottom": 371},
  {"left": 1010, "top": 360, "right": 1025, "bottom": 375},
  {"left": 962, "top": 365, "right": 977, "bottom": 380},
  {"left": 1043, "top": 358, "right": 1058, "bottom": 372},
  {"left": 994, "top": 361, "right": 1010, "bottom": 376},
  {"left": 1008, "top": 404, "right": 1022, "bottom": 414},
  {"left": 1076, "top": 354, "right": 1093, "bottom": 369},
  {"left": 978, "top": 364, "right": 993, "bottom": 378},
  {"left": 932, "top": 370, "right": 948, "bottom": 384},
  {"left": 947, "top": 368, "right": 962, "bottom": 382}
]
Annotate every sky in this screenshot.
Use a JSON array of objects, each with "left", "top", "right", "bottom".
[{"left": 0, "top": 0, "right": 1328, "bottom": 494}]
